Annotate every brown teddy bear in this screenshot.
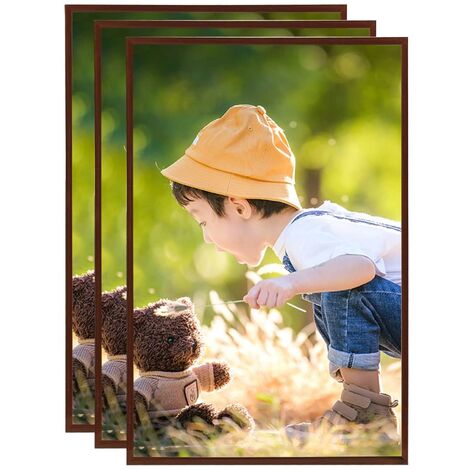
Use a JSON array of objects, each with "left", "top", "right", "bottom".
[
  {"left": 71, "top": 270, "right": 96, "bottom": 399},
  {"left": 133, "top": 296, "right": 255, "bottom": 436},
  {"left": 101, "top": 285, "right": 127, "bottom": 414}
]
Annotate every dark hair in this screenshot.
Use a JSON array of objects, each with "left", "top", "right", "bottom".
[{"left": 170, "top": 181, "right": 293, "bottom": 219}]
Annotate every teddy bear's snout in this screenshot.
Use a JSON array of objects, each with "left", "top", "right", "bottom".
[{"left": 181, "top": 336, "right": 198, "bottom": 354}]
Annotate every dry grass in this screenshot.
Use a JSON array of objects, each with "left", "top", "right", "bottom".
[
  {"left": 133, "top": 267, "right": 402, "bottom": 458},
  {"left": 199, "top": 290, "right": 401, "bottom": 427},
  {"left": 135, "top": 421, "right": 401, "bottom": 458},
  {"left": 199, "top": 290, "right": 342, "bottom": 426}
]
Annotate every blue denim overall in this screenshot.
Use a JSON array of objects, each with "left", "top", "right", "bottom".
[{"left": 281, "top": 209, "right": 402, "bottom": 381}]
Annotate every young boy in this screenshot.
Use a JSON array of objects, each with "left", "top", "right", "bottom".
[{"left": 160, "top": 104, "right": 401, "bottom": 439}]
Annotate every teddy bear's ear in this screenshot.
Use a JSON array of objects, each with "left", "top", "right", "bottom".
[
  {"left": 152, "top": 303, "right": 185, "bottom": 316},
  {"left": 117, "top": 285, "right": 127, "bottom": 300},
  {"left": 175, "top": 296, "right": 194, "bottom": 310},
  {"left": 133, "top": 309, "right": 147, "bottom": 331},
  {"left": 102, "top": 285, "right": 127, "bottom": 320},
  {"left": 72, "top": 272, "right": 96, "bottom": 321},
  {"left": 72, "top": 270, "right": 95, "bottom": 299},
  {"left": 151, "top": 304, "right": 166, "bottom": 316},
  {"left": 144, "top": 298, "right": 173, "bottom": 317}
]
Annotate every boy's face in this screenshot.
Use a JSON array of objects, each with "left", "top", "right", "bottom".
[{"left": 184, "top": 197, "right": 268, "bottom": 268}]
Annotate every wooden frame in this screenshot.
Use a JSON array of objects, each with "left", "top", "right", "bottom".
[
  {"left": 94, "top": 18, "right": 376, "bottom": 448},
  {"left": 126, "top": 35, "right": 408, "bottom": 464},
  {"left": 65, "top": 4, "right": 349, "bottom": 434}
]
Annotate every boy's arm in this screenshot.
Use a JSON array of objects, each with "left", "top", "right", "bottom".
[
  {"left": 289, "top": 254, "right": 376, "bottom": 295},
  {"left": 244, "top": 254, "right": 377, "bottom": 309}
]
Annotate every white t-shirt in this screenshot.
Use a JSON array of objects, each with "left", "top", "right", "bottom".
[{"left": 272, "top": 201, "right": 402, "bottom": 286}]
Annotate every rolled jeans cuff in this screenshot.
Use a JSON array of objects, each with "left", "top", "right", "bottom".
[{"left": 328, "top": 347, "right": 381, "bottom": 382}]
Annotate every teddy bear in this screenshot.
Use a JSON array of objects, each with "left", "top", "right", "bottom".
[
  {"left": 71, "top": 270, "right": 96, "bottom": 401},
  {"left": 133, "top": 296, "right": 255, "bottom": 437},
  {"left": 101, "top": 285, "right": 127, "bottom": 415}
]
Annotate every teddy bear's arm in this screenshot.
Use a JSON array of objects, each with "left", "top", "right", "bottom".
[
  {"left": 133, "top": 390, "right": 149, "bottom": 427},
  {"left": 72, "top": 357, "right": 95, "bottom": 395},
  {"left": 102, "top": 375, "right": 118, "bottom": 412},
  {"left": 193, "top": 361, "right": 231, "bottom": 392},
  {"left": 72, "top": 358, "right": 83, "bottom": 395}
]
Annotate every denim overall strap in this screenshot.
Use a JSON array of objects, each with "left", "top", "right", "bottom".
[{"left": 282, "top": 207, "right": 401, "bottom": 279}]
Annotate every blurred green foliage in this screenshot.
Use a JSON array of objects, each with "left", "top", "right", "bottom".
[
  {"left": 71, "top": 9, "right": 357, "bottom": 277},
  {"left": 71, "top": 11, "right": 376, "bottom": 441},
  {"left": 131, "top": 42, "right": 401, "bottom": 309},
  {"left": 71, "top": 12, "right": 401, "bottom": 330},
  {"left": 70, "top": 12, "right": 402, "bottom": 448},
  {"left": 99, "top": 26, "right": 372, "bottom": 294}
]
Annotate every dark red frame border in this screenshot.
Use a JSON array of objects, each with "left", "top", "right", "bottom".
[
  {"left": 67, "top": 4, "right": 347, "bottom": 16},
  {"left": 126, "top": 36, "right": 408, "bottom": 465},
  {"left": 94, "top": 18, "right": 376, "bottom": 449},
  {"left": 65, "top": 4, "right": 348, "bottom": 434}
]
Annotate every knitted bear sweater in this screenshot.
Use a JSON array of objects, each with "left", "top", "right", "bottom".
[{"left": 134, "top": 363, "right": 215, "bottom": 420}]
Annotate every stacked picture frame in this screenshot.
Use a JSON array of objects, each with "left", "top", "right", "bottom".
[{"left": 66, "top": 3, "right": 408, "bottom": 464}]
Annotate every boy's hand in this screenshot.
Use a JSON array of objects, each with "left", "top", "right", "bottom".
[{"left": 243, "top": 276, "right": 296, "bottom": 309}]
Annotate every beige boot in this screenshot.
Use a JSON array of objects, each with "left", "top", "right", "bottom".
[{"left": 285, "top": 382, "right": 399, "bottom": 444}]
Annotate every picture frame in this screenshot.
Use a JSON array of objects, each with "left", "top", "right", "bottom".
[
  {"left": 126, "top": 35, "right": 408, "bottom": 464},
  {"left": 65, "top": 3, "right": 350, "bottom": 433},
  {"left": 94, "top": 18, "right": 376, "bottom": 448}
]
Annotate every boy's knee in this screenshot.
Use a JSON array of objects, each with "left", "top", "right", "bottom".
[{"left": 320, "top": 288, "right": 364, "bottom": 325}]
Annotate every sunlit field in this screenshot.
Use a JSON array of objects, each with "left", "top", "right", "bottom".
[{"left": 131, "top": 267, "right": 401, "bottom": 458}]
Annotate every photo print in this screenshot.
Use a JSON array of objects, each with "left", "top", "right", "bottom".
[
  {"left": 94, "top": 17, "right": 375, "bottom": 447},
  {"left": 126, "top": 35, "right": 407, "bottom": 463},
  {"left": 65, "top": 3, "right": 350, "bottom": 433}
]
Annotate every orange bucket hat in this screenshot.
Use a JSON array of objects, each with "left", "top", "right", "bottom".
[{"left": 160, "top": 104, "right": 302, "bottom": 210}]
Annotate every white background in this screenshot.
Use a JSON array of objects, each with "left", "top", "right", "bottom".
[{"left": 1, "top": 0, "right": 468, "bottom": 468}]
